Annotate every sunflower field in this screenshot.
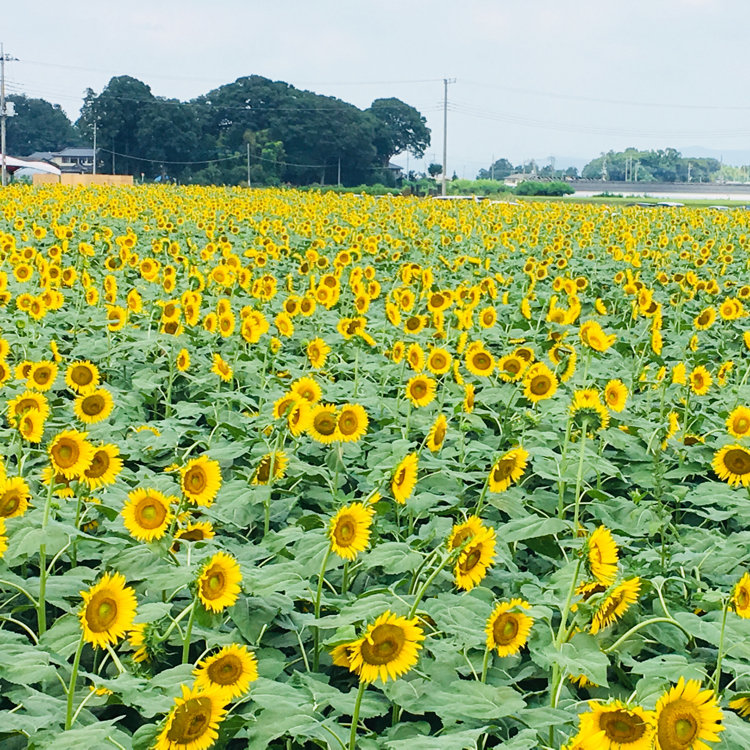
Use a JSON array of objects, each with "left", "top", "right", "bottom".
[{"left": 2, "top": 185, "right": 750, "bottom": 749}]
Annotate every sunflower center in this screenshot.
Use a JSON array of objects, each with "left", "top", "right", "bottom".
[
  {"left": 86, "top": 452, "right": 109, "bottom": 478},
  {"left": 86, "top": 593, "right": 118, "bottom": 632},
  {"left": 338, "top": 413, "right": 359, "bottom": 436},
  {"left": 472, "top": 352, "right": 492, "bottom": 371},
  {"left": 737, "top": 588, "right": 749, "bottom": 609},
  {"left": 185, "top": 467, "right": 208, "bottom": 494},
  {"left": 504, "top": 359, "right": 521, "bottom": 375},
  {"left": 202, "top": 569, "right": 226, "bottom": 600},
  {"left": 135, "top": 497, "right": 167, "bottom": 529},
  {"left": 601, "top": 710, "right": 646, "bottom": 742},
  {"left": 360, "top": 624, "right": 405, "bottom": 665},
  {"left": 166, "top": 697, "right": 213, "bottom": 743},
  {"left": 432, "top": 424, "right": 446, "bottom": 445},
  {"left": 411, "top": 381, "right": 427, "bottom": 399},
  {"left": 530, "top": 375, "right": 551, "bottom": 396},
  {"left": 334, "top": 517, "right": 356, "bottom": 545},
  {"left": 207, "top": 655, "right": 242, "bottom": 685},
  {"left": 450, "top": 528, "right": 474, "bottom": 550},
  {"left": 492, "top": 613, "right": 519, "bottom": 645},
  {"left": 734, "top": 417, "right": 750, "bottom": 434},
  {"left": 431, "top": 354, "right": 447, "bottom": 370},
  {"left": 53, "top": 440, "right": 79, "bottom": 468},
  {"left": 0, "top": 492, "right": 20, "bottom": 516},
  {"left": 314, "top": 412, "right": 337, "bottom": 436},
  {"left": 33, "top": 367, "right": 52, "bottom": 385},
  {"left": 459, "top": 546, "right": 482, "bottom": 572},
  {"left": 492, "top": 459, "right": 513, "bottom": 482},
  {"left": 725, "top": 448, "right": 750, "bottom": 475},
  {"left": 81, "top": 395, "right": 105, "bottom": 416}
]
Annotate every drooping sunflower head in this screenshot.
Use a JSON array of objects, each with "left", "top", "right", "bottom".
[
  {"left": 712, "top": 444, "right": 750, "bottom": 487},
  {"left": 181, "top": 456, "right": 222, "bottom": 506},
  {"left": 336, "top": 404, "right": 368, "bottom": 442},
  {"left": 346, "top": 610, "right": 425, "bottom": 683},
  {"left": 654, "top": 677, "right": 723, "bottom": 750},
  {"left": 454, "top": 525, "right": 496, "bottom": 591},
  {"left": 391, "top": 452, "right": 419, "bottom": 504},
  {"left": 485, "top": 599, "right": 534, "bottom": 657},
  {"left": 121, "top": 488, "right": 174, "bottom": 542},
  {"left": 570, "top": 389, "right": 610, "bottom": 434},
  {"left": 577, "top": 699, "right": 655, "bottom": 749},
  {"left": 49, "top": 429, "right": 95, "bottom": 479},
  {"left": 488, "top": 447, "right": 529, "bottom": 493},
  {"left": 74, "top": 388, "right": 114, "bottom": 424},
  {"left": 193, "top": 644, "right": 259, "bottom": 700},
  {"left": 79, "top": 571, "right": 138, "bottom": 649},
  {"left": 586, "top": 526, "right": 619, "bottom": 586},
  {"left": 732, "top": 572, "right": 750, "bottom": 618},
  {"left": 197, "top": 551, "right": 242, "bottom": 613},
  {"left": 590, "top": 577, "right": 641, "bottom": 634},
  {"left": 405, "top": 374, "right": 437, "bottom": 407},
  {"left": 156, "top": 684, "right": 228, "bottom": 750},
  {"left": 252, "top": 451, "right": 288, "bottom": 485},
  {"left": 308, "top": 403, "right": 340, "bottom": 444},
  {"left": 329, "top": 502, "right": 375, "bottom": 561}
]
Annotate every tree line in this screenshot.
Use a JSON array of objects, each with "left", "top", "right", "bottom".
[{"left": 5, "top": 75, "right": 431, "bottom": 186}]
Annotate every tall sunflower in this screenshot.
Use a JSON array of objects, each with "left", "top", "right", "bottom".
[
  {"left": 485, "top": 599, "right": 534, "bottom": 657},
  {"left": 27, "top": 361, "right": 58, "bottom": 392},
  {"left": 211, "top": 353, "right": 233, "bottom": 382},
  {"left": 405, "top": 374, "right": 437, "bottom": 407},
  {"left": 193, "top": 644, "right": 259, "bottom": 700},
  {"left": 654, "top": 678, "right": 723, "bottom": 750},
  {"left": 336, "top": 404, "right": 368, "bottom": 443},
  {"left": 712, "top": 444, "right": 750, "bottom": 487},
  {"left": 49, "top": 429, "right": 95, "bottom": 479},
  {"left": 426, "top": 347, "right": 452, "bottom": 375},
  {"left": 308, "top": 403, "right": 340, "bottom": 444},
  {"left": 329, "top": 502, "right": 375, "bottom": 561},
  {"left": 74, "top": 388, "right": 114, "bottom": 424},
  {"left": 523, "top": 363, "right": 558, "bottom": 403},
  {"left": 587, "top": 526, "right": 619, "bottom": 586},
  {"left": 689, "top": 366, "right": 712, "bottom": 396},
  {"left": 181, "top": 456, "right": 222, "bottom": 506},
  {"left": 154, "top": 684, "right": 228, "bottom": 750},
  {"left": 121, "top": 488, "right": 174, "bottom": 542},
  {"left": 577, "top": 700, "right": 655, "bottom": 750},
  {"left": 79, "top": 571, "right": 138, "bottom": 649},
  {"left": 344, "top": 610, "right": 425, "bottom": 683},
  {"left": 197, "top": 551, "right": 242, "bottom": 612},
  {"left": 488, "top": 447, "right": 529, "bottom": 493},
  {"left": 590, "top": 578, "right": 641, "bottom": 634},
  {"left": 426, "top": 414, "right": 448, "bottom": 453},
  {"left": 454, "top": 526, "right": 496, "bottom": 591},
  {"left": 465, "top": 346, "right": 495, "bottom": 378},
  {"left": 291, "top": 376, "right": 322, "bottom": 404},
  {"left": 391, "top": 453, "right": 418, "bottom": 504}
]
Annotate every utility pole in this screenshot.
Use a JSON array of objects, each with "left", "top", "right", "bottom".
[
  {"left": 491, "top": 153, "right": 495, "bottom": 181},
  {"left": 92, "top": 121, "right": 97, "bottom": 175},
  {"left": 337, "top": 157, "right": 341, "bottom": 187},
  {"left": 441, "top": 77, "right": 456, "bottom": 196},
  {"left": 246, "top": 142, "right": 251, "bottom": 188},
  {"left": 1, "top": 43, "right": 18, "bottom": 188}
]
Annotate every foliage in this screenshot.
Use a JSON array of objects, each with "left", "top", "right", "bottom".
[
  {"left": 5, "top": 94, "right": 80, "bottom": 155},
  {"left": 367, "top": 98, "right": 431, "bottom": 166},
  {"left": 514, "top": 180, "right": 574, "bottom": 196},
  {"left": 582, "top": 148, "right": 721, "bottom": 183}
]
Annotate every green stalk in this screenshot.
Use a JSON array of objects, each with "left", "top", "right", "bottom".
[
  {"left": 408, "top": 548, "right": 458, "bottom": 619},
  {"left": 182, "top": 595, "right": 198, "bottom": 663},
  {"left": 572, "top": 419, "right": 588, "bottom": 531},
  {"left": 313, "top": 545, "right": 333, "bottom": 671},
  {"left": 348, "top": 680, "right": 367, "bottom": 750},
  {"left": 557, "top": 418, "right": 573, "bottom": 519},
  {"left": 65, "top": 633, "right": 85, "bottom": 730},
  {"left": 479, "top": 646, "right": 491, "bottom": 683},
  {"left": 712, "top": 599, "right": 731, "bottom": 693},
  {"left": 603, "top": 616, "right": 693, "bottom": 655},
  {"left": 38, "top": 474, "right": 56, "bottom": 635}
]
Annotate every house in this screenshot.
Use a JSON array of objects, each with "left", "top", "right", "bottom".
[
  {"left": 26, "top": 147, "right": 95, "bottom": 174},
  {"left": 503, "top": 172, "right": 535, "bottom": 188}
]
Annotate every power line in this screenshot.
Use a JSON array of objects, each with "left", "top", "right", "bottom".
[{"left": 98, "top": 147, "right": 330, "bottom": 169}]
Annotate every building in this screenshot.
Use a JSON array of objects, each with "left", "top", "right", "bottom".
[{"left": 26, "top": 147, "right": 95, "bottom": 174}]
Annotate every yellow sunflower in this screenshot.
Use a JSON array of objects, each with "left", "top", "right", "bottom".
[
  {"left": 49, "top": 429, "right": 95, "bottom": 479},
  {"left": 65, "top": 361, "right": 100, "bottom": 394},
  {"left": 27, "top": 361, "right": 58, "bottom": 392},
  {"left": 306, "top": 337, "right": 330, "bottom": 369},
  {"left": 587, "top": 526, "right": 619, "bottom": 586},
  {"left": 176, "top": 348, "right": 190, "bottom": 372},
  {"left": 455, "top": 526, "right": 496, "bottom": 591},
  {"left": 465, "top": 346, "right": 495, "bottom": 378},
  {"left": 211, "top": 353, "right": 233, "bottom": 382},
  {"left": 729, "top": 696, "right": 750, "bottom": 719},
  {"left": 732, "top": 572, "right": 750, "bottom": 618},
  {"left": 604, "top": 380, "right": 628, "bottom": 413},
  {"left": 121, "top": 488, "right": 173, "bottom": 542},
  {"left": 726, "top": 406, "right": 750, "bottom": 439},
  {"left": 74, "top": 388, "right": 114, "bottom": 424},
  {"left": 391, "top": 453, "right": 418, "bottom": 504},
  {"left": 463, "top": 383, "right": 475, "bottom": 413},
  {"left": 0, "top": 476, "right": 31, "bottom": 518},
  {"left": 0, "top": 518, "right": 7, "bottom": 559},
  {"left": 688, "top": 366, "right": 711, "bottom": 396},
  {"left": 406, "top": 342, "right": 425, "bottom": 372},
  {"left": 82, "top": 444, "right": 123, "bottom": 489},
  {"left": 308, "top": 403, "right": 340, "bottom": 444},
  {"left": 197, "top": 551, "right": 242, "bottom": 612},
  {"left": 79, "top": 571, "right": 138, "bottom": 649},
  {"left": 485, "top": 599, "right": 534, "bottom": 657},
  {"left": 329, "top": 502, "right": 375, "bottom": 561},
  {"left": 426, "top": 347, "right": 452, "bottom": 375},
  {"left": 174, "top": 521, "right": 215, "bottom": 545},
  {"left": 287, "top": 400, "right": 311, "bottom": 437},
  {"left": 448, "top": 515, "right": 486, "bottom": 552},
  {"left": 154, "top": 684, "right": 228, "bottom": 750},
  {"left": 590, "top": 578, "right": 641, "bottom": 634},
  {"left": 654, "top": 677, "right": 723, "bottom": 750},
  {"left": 18, "top": 408, "right": 45, "bottom": 443},
  {"left": 577, "top": 700, "right": 655, "bottom": 750},
  {"left": 405, "top": 374, "right": 437, "bottom": 407},
  {"left": 193, "top": 644, "right": 259, "bottom": 700},
  {"left": 251, "top": 451, "right": 288, "bottom": 485},
  {"left": 181, "top": 456, "right": 222, "bottom": 506},
  {"left": 694, "top": 307, "right": 716, "bottom": 330},
  {"left": 426, "top": 414, "right": 448, "bottom": 453},
  {"left": 497, "top": 354, "right": 528, "bottom": 382},
  {"left": 273, "top": 392, "right": 299, "bottom": 420},
  {"left": 337, "top": 404, "right": 368, "bottom": 442},
  {"left": 488, "top": 447, "right": 529, "bottom": 493},
  {"left": 523, "top": 363, "right": 558, "bottom": 403},
  {"left": 7, "top": 390, "right": 50, "bottom": 426},
  {"left": 344, "top": 610, "right": 425, "bottom": 683},
  {"left": 291, "top": 376, "right": 322, "bottom": 404},
  {"left": 712, "top": 444, "right": 750, "bottom": 487}
]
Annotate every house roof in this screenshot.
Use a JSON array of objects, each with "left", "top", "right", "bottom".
[{"left": 58, "top": 148, "right": 94, "bottom": 157}]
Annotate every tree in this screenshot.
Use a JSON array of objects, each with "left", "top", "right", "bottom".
[
  {"left": 6, "top": 95, "right": 79, "bottom": 155},
  {"left": 477, "top": 157, "right": 513, "bottom": 180},
  {"left": 428, "top": 163, "right": 442, "bottom": 178},
  {"left": 366, "top": 97, "right": 431, "bottom": 166}
]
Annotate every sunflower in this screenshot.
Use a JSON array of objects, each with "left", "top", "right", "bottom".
[
  {"left": 485, "top": 599, "right": 534, "bottom": 657},
  {"left": 587, "top": 526, "right": 619, "bottom": 586},
  {"left": 49, "top": 429, "right": 95, "bottom": 479},
  {"left": 122, "top": 488, "right": 173, "bottom": 542},
  {"left": 0, "top": 477, "right": 30, "bottom": 518},
  {"left": 454, "top": 525, "right": 496, "bottom": 591},
  {"left": 176, "top": 348, "right": 190, "bottom": 372},
  {"left": 79, "top": 571, "right": 138, "bottom": 649},
  {"left": 497, "top": 354, "right": 528, "bottom": 382},
  {"left": 570, "top": 389, "right": 610, "bottom": 433},
  {"left": 28, "top": 361, "right": 58, "bottom": 392},
  {"left": 197, "top": 551, "right": 242, "bottom": 613},
  {"left": 405, "top": 374, "right": 437, "bottom": 407},
  {"left": 41, "top": 465, "right": 75, "bottom": 498},
  {"left": 712, "top": 444, "right": 750, "bottom": 487},
  {"left": 577, "top": 700, "right": 655, "bottom": 750},
  {"left": 251, "top": 451, "right": 288, "bottom": 485},
  {"left": 193, "top": 644, "right": 259, "bottom": 700},
  {"left": 604, "top": 380, "right": 628, "bottom": 412},
  {"left": 465, "top": 346, "right": 495, "bottom": 378},
  {"left": 345, "top": 610, "right": 425, "bottom": 683},
  {"left": 654, "top": 677, "right": 723, "bottom": 750},
  {"left": 82, "top": 444, "right": 123, "bottom": 489},
  {"left": 154, "top": 684, "right": 228, "bottom": 750},
  {"left": 306, "top": 337, "right": 330, "bottom": 369},
  {"left": 694, "top": 307, "right": 716, "bottom": 330},
  {"left": 287, "top": 400, "right": 311, "bottom": 437},
  {"left": 291, "top": 376, "right": 322, "bottom": 404},
  {"left": 18, "top": 408, "right": 45, "bottom": 443},
  {"left": 426, "top": 347, "right": 452, "bottom": 375},
  {"left": 406, "top": 343, "right": 425, "bottom": 372},
  {"left": 273, "top": 392, "right": 299, "bottom": 420},
  {"left": 74, "top": 388, "right": 114, "bottom": 424},
  {"left": 732, "top": 572, "right": 750, "bottom": 618},
  {"left": 488, "top": 447, "right": 529, "bottom": 493},
  {"left": 688, "top": 366, "right": 711, "bottom": 396},
  {"left": 337, "top": 404, "right": 368, "bottom": 442},
  {"left": 726, "top": 406, "right": 750, "bottom": 439},
  {"left": 672, "top": 363, "right": 687, "bottom": 386},
  {"left": 211, "top": 353, "right": 233, "bottom": 382},
  {"left": 580, "top": 320, "right": 616, "bottom": 352},
  {"left": 590, "top": 578, "right": 641, "bottom": 634},
  {"left": 308, "top": 403, "right": 340, "bottom": 444},
  {"left": 7, "top": 390, "right": 50, "bottom": 426},
  {"left": 426, "top": 414, "right": 448, "bottom": 453},
  {"left": 329, "top": 502, "right": 375, "bottom": 561},
  {"left": 729, "top": 696, "right": 750, "bottom": 718},
  {"left": 391, "top": 453, "right": 418, "bottom": 504},
  {"left": 127, "top": 623, "right": 149, "bottom": 663},
  {"left": 523, "top": 363, "right": 558, "bottom": 403},
  {"left": 66, "top": 361, "right": 100, "bottom": 393},
  {"left": 181, "top": 456, "right": 222, "bottom": 506},
  {"left": 463, "top": 383, "right": 475, "bottom": 413}
]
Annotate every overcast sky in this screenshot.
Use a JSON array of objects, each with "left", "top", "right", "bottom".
[{"left": 5, "top": 0, "right": 750, "bottom": 174}]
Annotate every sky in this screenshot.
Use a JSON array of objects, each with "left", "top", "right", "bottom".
[{"left": 5, "top": 0, "right": 750, "bottom": 176}]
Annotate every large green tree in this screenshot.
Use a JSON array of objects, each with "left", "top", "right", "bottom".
[
  {"left": 366, "top": 97, "right": 431, "bottom": 166},
  {"left": 6, "top": 95, "right": 79, "bottom": 155}
]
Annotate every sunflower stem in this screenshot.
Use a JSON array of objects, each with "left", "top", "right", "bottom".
[
  {"left": 348, "top": 679, "right": 367, "bottom": 750},
  {"left": 603, "top": 616, "right": 693, "bottom": 655},
  {"left": 37, "top": 473, "right": 56, "bottom": 636},
  {"left": 165, "top": 340, "right": 176, "bottom": 419},
  {"left": 408, "top": 548, "right": 457, "bottom": 619},
  {"left": 572, "top": 419, "right": 588, "bottom": 531},
  {"left": 181, "top": 596, "right": 198, "bottom": 664},
  {"left": 556, "top": 418, "right": 573, "bottom": 520},
  {"left": 712, "top": 598, "right": 731, "bottom": 694},
  {"left": 472, "top": 473, "right": 491, "bottom": 518},
  {"left": 104, "top": 643, "right": 125, "bottom": 674},
  {"left": 65, "top": 632, "right": 85, "bottom": 730},
  {"left": 313, "top": 545, "right": 333, "bottom": 671},
  {"left": 479, "top": 646, "right": 491, "bottom": 683},
  {"left": 341, "top": 561, "right": 350, "bottom": 596}
]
